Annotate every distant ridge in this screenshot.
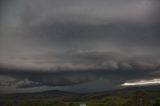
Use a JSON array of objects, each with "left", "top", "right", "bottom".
[{"left": 0, "top": 85, "right": 160, "bottom": 101}]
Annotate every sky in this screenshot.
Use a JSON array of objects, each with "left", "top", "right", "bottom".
[{"left": 0, "top": 0, "right": 160, "bottom": 93}]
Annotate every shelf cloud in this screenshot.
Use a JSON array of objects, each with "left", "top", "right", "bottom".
[{"left": 0, "top": 0, "right": 160, "bottom": 93}]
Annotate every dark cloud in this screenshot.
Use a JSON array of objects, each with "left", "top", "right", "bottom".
[
  {"left": 0, "top": 66, "right": 159, "bottom": 93},
  {"left": 0, "top": 0, "right": 160, "bottom": 93}
]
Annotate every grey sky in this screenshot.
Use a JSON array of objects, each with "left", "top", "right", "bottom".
[{"left": 0, "top": 0, "right": 160, "bottom": 93}]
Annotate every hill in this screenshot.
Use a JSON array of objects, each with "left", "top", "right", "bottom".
[{"left": 0, "top": 85, "right": 160, "bottom": 106}]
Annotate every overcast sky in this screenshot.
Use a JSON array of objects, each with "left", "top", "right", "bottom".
[{"left": 0, "top": 0, "right": 160, "bottom": 93}]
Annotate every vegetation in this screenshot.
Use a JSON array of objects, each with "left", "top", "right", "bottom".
[{"left": 0, "top": 90, "right": 160, "bottom": 106}]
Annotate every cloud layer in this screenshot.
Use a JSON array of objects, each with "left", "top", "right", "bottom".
[{"left": 0, "top": 0, "right": 160, "bottom": 93}]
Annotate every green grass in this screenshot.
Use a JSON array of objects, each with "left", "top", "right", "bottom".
[{"left": 1, "top": 90, "right": 160, "bottom": 106}]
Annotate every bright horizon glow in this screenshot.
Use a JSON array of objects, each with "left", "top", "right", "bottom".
[{"left": 121, "top": 78, "right": 160, "bottom": 86}]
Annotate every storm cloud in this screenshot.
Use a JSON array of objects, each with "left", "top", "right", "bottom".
[{"left": 0, "top": 0, "right": 160, "bottom": 93}]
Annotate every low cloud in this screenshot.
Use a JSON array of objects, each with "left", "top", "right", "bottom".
[{"left": 0, "top": 0, "right": 160, "bottom": 93}]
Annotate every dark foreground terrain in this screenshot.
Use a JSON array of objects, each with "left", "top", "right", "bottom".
[{"left": 0, "top": 85, "right": 160, "bottom": 106}]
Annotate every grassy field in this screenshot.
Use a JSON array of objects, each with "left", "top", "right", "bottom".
[{"left": 0, "top": 89, "right": 160, "bottom": 106}]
